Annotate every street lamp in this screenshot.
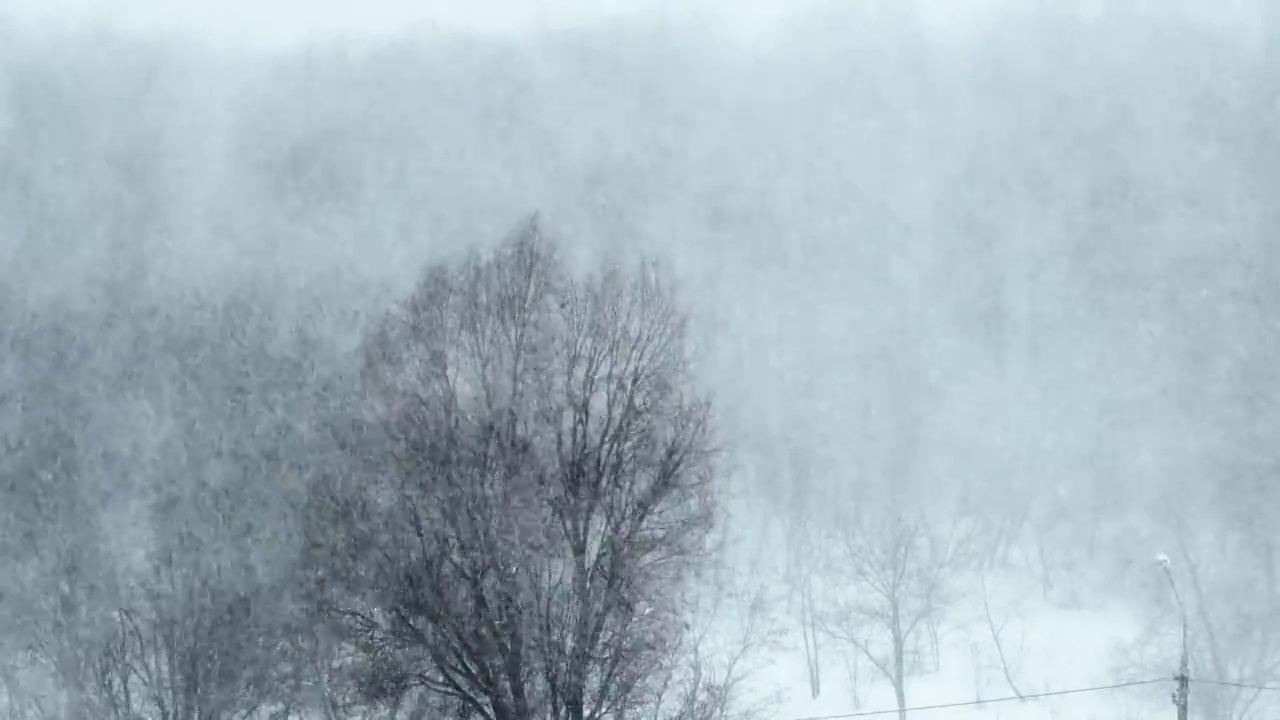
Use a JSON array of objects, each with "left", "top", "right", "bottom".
[{"left": 1156, "top": 553, "right": 1190, "bottom": 720}]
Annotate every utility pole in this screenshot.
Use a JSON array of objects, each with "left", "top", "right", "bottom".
[
  {"left": 1157, "top": 554, "right": 1190, "bottom": 720},
  {"left": 1174, "top": 621, "right": 1190, "bottom": 720}
]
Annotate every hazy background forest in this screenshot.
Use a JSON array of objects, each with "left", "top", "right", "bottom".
[{"left": 2, "top": 1, "right": 1280, "bottom": 719}]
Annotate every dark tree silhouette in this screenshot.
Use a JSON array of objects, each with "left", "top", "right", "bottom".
[{"left": 321, "top": 216, "right": 721, "bottom": 720}]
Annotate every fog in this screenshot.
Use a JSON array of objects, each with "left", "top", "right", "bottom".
[
  {"left": 2, "top": 1, "right": 1280, "bottom": 719},
  {"left": 2, "top": 0, "right": 1017, "bottom": 46}
]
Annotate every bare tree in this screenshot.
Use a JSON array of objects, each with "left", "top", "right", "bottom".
[
  {"left": 975, "top": 572, "right": 1025, "bottom": 700},
  {"left": 0, "top": 311, "right": 123, "bottom": 720},
  {"left": 647, "top": 576, "right": 783, "bottom": 720},
  {"left": 326, "top": 216, "right": 720, "bottom": 720},
  {"left": 821, "top": 509, "right": 972, "bottom": 720},
  {"left": 75, "top": 292, "right": 345, "bottom": 720},
  {"left": 777, "top": 444, "right": 824, "bottom": 701},
  {"left": 88, "top": 524, "right": 292, "bottom": 720}
]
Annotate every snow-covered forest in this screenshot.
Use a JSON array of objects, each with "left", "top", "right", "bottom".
[{"left": 2, "top": 2, "right": 1280, "bottom": 719}]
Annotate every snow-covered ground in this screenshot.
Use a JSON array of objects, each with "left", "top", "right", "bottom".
[{"left": 731, "top": 568, "right": 1166, "bottom": 720}]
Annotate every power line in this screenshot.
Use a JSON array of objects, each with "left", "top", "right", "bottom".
[
  {"left": 790, "top": 678, "right": 1169, "bottom": 720},
  {"left": 1193, "top": 679, "right": 1280, "bottom": 693}
]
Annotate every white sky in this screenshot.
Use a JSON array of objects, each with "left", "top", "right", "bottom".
[
  {"left": 2, "top": 0, "right": 1020, "bottom": 48},
  {"left": 2, "top": 0, "right": 1258, "bottom": 54},
  {"left": 3, "top": 0, "right": 793, "bottom": 45}
]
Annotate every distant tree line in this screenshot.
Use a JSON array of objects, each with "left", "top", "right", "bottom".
[{"left": 0, "top": 217, "right": 779, "bottom": 720}]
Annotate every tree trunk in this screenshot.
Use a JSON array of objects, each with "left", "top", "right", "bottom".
[
  {"left": 801, "top": 584, "right": 821, "bottom": 699},
  {"left": 893, "top": 669, "right": 907, "bottom": 720},
  {"left": 892, "top": 608, "right": 907, "bottom": 720}
]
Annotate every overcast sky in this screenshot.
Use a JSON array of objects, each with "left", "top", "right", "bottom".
[
  {"left": 4, "top": 0, "right": 811, "bottom": 45},
  {"left": 3, "top": 0, "right": 1060, "bottom": 48}
]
